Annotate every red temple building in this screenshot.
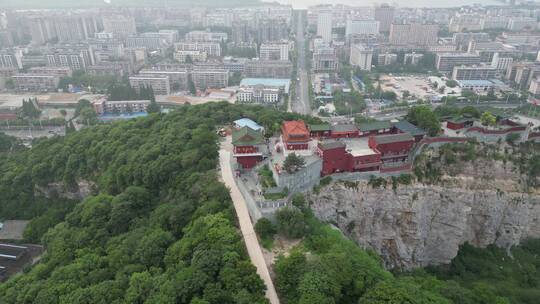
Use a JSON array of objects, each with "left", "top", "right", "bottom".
[
  {"left": 331, "top": 124, "right": 359, "bottom": 138},
  {"left": 368, "top": 133, "right": 415, "bottom": 164},
  {"left": 308, "top": 123, "right": 331, "bottom": 138},
  {"left": 446, "top": 117, "right": 475, "bottom": 130},
  {"left": 392, "top": 120, "right": 426, "bottom": 143},
  {"left": 317, "top": 140, "right": 381, "bottom": 176},
  {"left": 358, "top": 121, "right": 392, "bottom": 137},
  {"left": 281, "top": 120, "right": 310, "bottom": 150},
  {"left": 232, "top": 126, "right": 266, "bottom": 169}
]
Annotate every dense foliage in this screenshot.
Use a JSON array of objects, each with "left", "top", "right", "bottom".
[
  {"left": 406, "top": 105, "right": 441, "bottom": 136},
  {"left": 0, "top": 102, "right": 320, "bottom": 303}
]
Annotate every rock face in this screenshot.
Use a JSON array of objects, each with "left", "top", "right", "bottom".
[
  {"left": 35, "top": 180, "right": 95, "bottom": 201},
  {"left": 308, "top": 179, "right": 540, "bottom": 269}
]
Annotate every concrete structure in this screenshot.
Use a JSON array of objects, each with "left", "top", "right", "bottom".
[
  {"left": 129, "top": 75, "right": 171, "bottom": 95},
  {"left": 505, "top": 62, "right": 540, "bottom": 89},
  {"left": 317, "top": 11, "right": 332, "bottom": 43},
  {"left": 102, "top": 15, "right": 136, "bottom": 39},
  {"left": 237, "top": 86, "right": 281, "bottom": 104},
  {"left": 244, "top": 59, "right": 292, "bottom": 78},
  {"left": 345, "top": 19, "right": 379, "bottom": 37},
  {"left": 138, "top": 69, "right": 188, "bottom": 91},
  {"left": 239, "top": 78, "right": 291, "bottom": 94},
  {"left": 528, "top": 78, "right": 540, "bottom": 97},
  {"left": 374, "top": 4, "right": 395, "bottom": 32},
  {"left": 185, "top": 30, "right": 228, "bottom": 42},
  {"left": 404, "top": 53, "right": 424, "bottom": 65},
  {"left": 174, "top": 41, "right": 221, "bottom": 57},
  {"left": 436, "top": 53, "right": 481, "bottom": 73},
  {"left": 126, "top": 33, "right": 167, "bottom": 50},
  {"left": 491, "top": 53, "right": 513, "bottom": 72},
  {"left": 317, "top": 140, "right": 381, "bottom": 176},
  {"left": 12, "top": 75, "right": 59, "bottom": 92},
  {"left": 173, "top": 50, "right": 207, "bottom": 63},
  {"left": 377, "top": 53, "right": 398, "bottom": 66},
  {"left": 389, "top": 23, "right": 438, "bottom": 46},
  {"left": 507, "top": 17, "right": 537, "bottom": 31},
  {"left": 457, "top": 80, "right": 498, "bottom": 92},
  {"left": 46, "top": 49, "right": 89, "bottom": 71},
  {"left": 350, "top": 44, "right": 373, "bottom": 71},
  {"left": 259, "top": 42, "right": 289, "bottom": 61},
  {"left": 312, "top": 45, "right": 338, "bottom": 72},
  {"left": 452, "top": 32, "right": 491, "bottom": 48},
  {"left": 93, "top": 99, "right": 150, "bottom": 115},
  {"left": 191, "top": 68, "right": 228, "bottom": 89},
  {"left": 451, "top": 65, "right": 499, "bottom": 80},
  {"left": 26, "top": 67, "right": 72, "bottom": 77}
]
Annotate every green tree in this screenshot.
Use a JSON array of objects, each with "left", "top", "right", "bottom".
[
  {"left": 480, "top": 111, "right": 496, "bottom": 126},
  {"left": 406, "top": 106, "right": 441, "bottom": 136},
  {"left": 445, "top": 80, "right": 458, "bottom": 88},
  {"left": 275, "top": 207, "right": 307, "bottom": 238},
  {"left": 282, "top": 153, "right": 306, "bottom": 174},
  {"left": 254, "top": 218, "right": 276, "bottom": 240}
]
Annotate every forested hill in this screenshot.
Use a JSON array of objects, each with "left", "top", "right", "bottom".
[{"left": 0, "top": 102, "right": 317, "bottom": 303}]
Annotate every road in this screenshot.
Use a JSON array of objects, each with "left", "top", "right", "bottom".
[
  {"left": 291, "top": 10, "right": 311, "bottom": 115},
  {"left": 218, "top": 139, "right": 280, "bottom": 304}
]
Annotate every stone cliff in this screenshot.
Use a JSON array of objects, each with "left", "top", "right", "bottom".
[{"left": 308, "top": 169, "right": 540, "bottom": 269}]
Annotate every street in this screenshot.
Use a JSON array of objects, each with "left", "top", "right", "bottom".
[
  {"left": 218, "top": 138, "right": 280, "bottom": 304},
  {"left": 291, "top": 10, "right": 311, "bottom": 115}
]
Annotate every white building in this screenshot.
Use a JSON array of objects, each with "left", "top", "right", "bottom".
[
  {"left": 173, "top": 50, "right": 207, "bottom": 63},
  {"left": 185, "top": 31, "right": 228, "bottom": 42},
  {"left": 259, "top": 42, "right": 289, "bottom": 61},
  {"left": 317, "top": 12, "right": 333, "bottom": 44},
  {"left": 237, "top": 85, "right": 280, "bottom": 103},
  {"left": 377, "top": 53, "right": 398, "bottom": 65},
  {"left": 129, "top": 75, "right": 171, "bottom": 95},
  {"left": 491, "top": 53, "right": 513, "bottom": 72},
  {"left": 349, "top": 44, "right": 372, "bottom": 71},
  {"left": 345, "top": 19, "right": 379, "bottom": 37},
  {"left": 102, "top": 15, "right": 136, "bottom": 39},
  {"left": 174, "top": 41, "right": 221, "bottom": 57},
  {"left": 404, "top": 53, "right": 424, "bottom": 65}
]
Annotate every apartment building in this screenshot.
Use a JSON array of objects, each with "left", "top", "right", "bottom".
[
  {"left": 349, "top": 44, "right": 373, "bottom": 71},
  {"left": 174, "top": 41, "right": 221, "bottom": 57},
  {"left": 191, "top": 68, "right": 228, "bottom": 89},
  {"left": 185, "top": 31, "right": 228, "bottom": 42},
  {"left": 244, "top": 59, "right": 292, "bottom": 78},
  {"left": 12, "top": 75, "right": 59, "bottom": 92},
  {"left": 102, "top": 15, "right": 136, "bottom": 39},
  {"left": 312, "top": 45, "right": 338, "bottom": 72},
  {"left": 138, "top": 69, "right": 189, "bottom": 91},
  {"left": 93, "top": 99, "right": 150, "bottom": 115},
  {"left": 173, "top": 50, "right": 207, "bottom": 63},
  {"left": 129, "top": 75, "right": 171, "bottom": 95},
  {"left": 389, "top": 23, "right": 438, "bottom": 46},
  {"left": 259, "top": 42, "right": 289, "bottom": 61}
]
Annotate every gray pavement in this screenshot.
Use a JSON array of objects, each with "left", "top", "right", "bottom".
[
  {"left": 219, "top": 138, "right": 280, "bottom": 304},
  {"left": 292, "top": 10, "right": 311, "bottom": 115}
]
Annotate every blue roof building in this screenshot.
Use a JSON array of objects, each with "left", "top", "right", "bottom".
[{"left": 233, "top": 118, "right": 263, "bottom": 131}]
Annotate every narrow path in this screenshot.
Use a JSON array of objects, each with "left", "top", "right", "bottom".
[{"left": 219, "top": 141, "right": 280, "bottom": 304}]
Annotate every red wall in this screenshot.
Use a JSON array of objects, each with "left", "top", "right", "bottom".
[
  {"left": 236, "top": 155, "right": 262, "bottom": 169},
  {"left": 351, "top": 153, "right": 381, "bottom": 171},
  {"left": 369, "top": 137, "right": 414, "bottom": 157},
  {"left": 310, "top": 130, "right": 331, "bottom": 138},
  {"left": 286, "top": 143, "right": 308, "bottom": 150},
  {"left": 330, "top": 131, "right": 359, "bottom": 139},
  {"left": 234, "top": 145, "right": 258, "bottom": 154},
  {"left": 319, "top": 146, "right": 352, "bottom": 176}
]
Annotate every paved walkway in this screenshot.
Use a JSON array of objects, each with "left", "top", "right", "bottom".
[{"left": 219, "top": 143, "right": 280, "bottom": 304}]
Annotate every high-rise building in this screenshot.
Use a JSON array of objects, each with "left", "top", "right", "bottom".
[
  {"left": 102, "top": 15, "right": 136, "bottom": 40},
  {"left": 374, "top": 4, "right": 395, "bottom": 32},
  {"left": 312, "top": 45, "right": 338, "bottom": 72},
  {"left": 349, "top": 44, "right": 373, "bottom": 71},
  {"left": 185, "top": 31, "right": 228, "bottom": 42},
  {"left": 404, "top": 53, "right": 424, "bottom": 65},
  {"left": 491, "top": 53, "right": 513, "bottom": 72},
  {"left": 257, "top": 18, "right": 288, "bottom": 43},
  {"left": 191, "top": 67, "right": 229, "bottom": 89},
  {"left": 389, "top": 23, "right": 439, "bottom": 46},
  {"left": 377, "top": 53, "right": 398, "bottom": 66},
  {"left": 317, "top": 12, "right": 333, "bottom": 44},
  {"left": 259, "top": 42, "right": 289, "bottom": 61}
]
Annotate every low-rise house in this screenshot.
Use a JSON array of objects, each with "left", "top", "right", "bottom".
[
  {"left": 368, "top": 133, "right": 415, "bottom": 164},
  {"left": 331, "top": 124, "right": 359, "bottom": 138},
  {"left": 308, "top": 123, "right": 331, "bottom": 138},
  {"left": 358, "top": 121, "right": 392, "bottom": 137}
]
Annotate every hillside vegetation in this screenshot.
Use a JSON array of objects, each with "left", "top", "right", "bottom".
[{"left": 0, "top": 103, "right": 318, "bottom": 303}]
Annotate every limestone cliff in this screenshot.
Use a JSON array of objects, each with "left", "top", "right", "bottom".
[{"left": 308, "top": 174, "right": 540, "bottom": 269}]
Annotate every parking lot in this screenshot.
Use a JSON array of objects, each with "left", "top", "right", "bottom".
[{"left": 379, "top": 75, "right": 462, "bottom": 100}]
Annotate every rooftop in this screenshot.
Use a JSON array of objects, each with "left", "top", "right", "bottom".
[
  {"left": 308, "top": 123, "right": 331, "bottom": 132},
  {"left": 318, "top": 140, "right": 346, "bottom": 150},
  {"left": 234, "top": 118, "right": 263, "bottom": 131},
  {"left": 358, "top": 121, "right": 391, "bottom": 132},
  {"left": 372, "top": 133, "right": 414, "bottom": 144},
  {"left": 331, "top": 124, "right": 358, "bottom": 133},
  {"left": 392, "top": 120, "right": 426, "bottom": 137},
  {"left": 240, "top": 78, "right": 291, "bottom": 94},
  {"left": 344, "top": 138, "right": 379, "bottom": 157},
  {"left": 232, "top": 126, "right": 264, "bottom": 146}
]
